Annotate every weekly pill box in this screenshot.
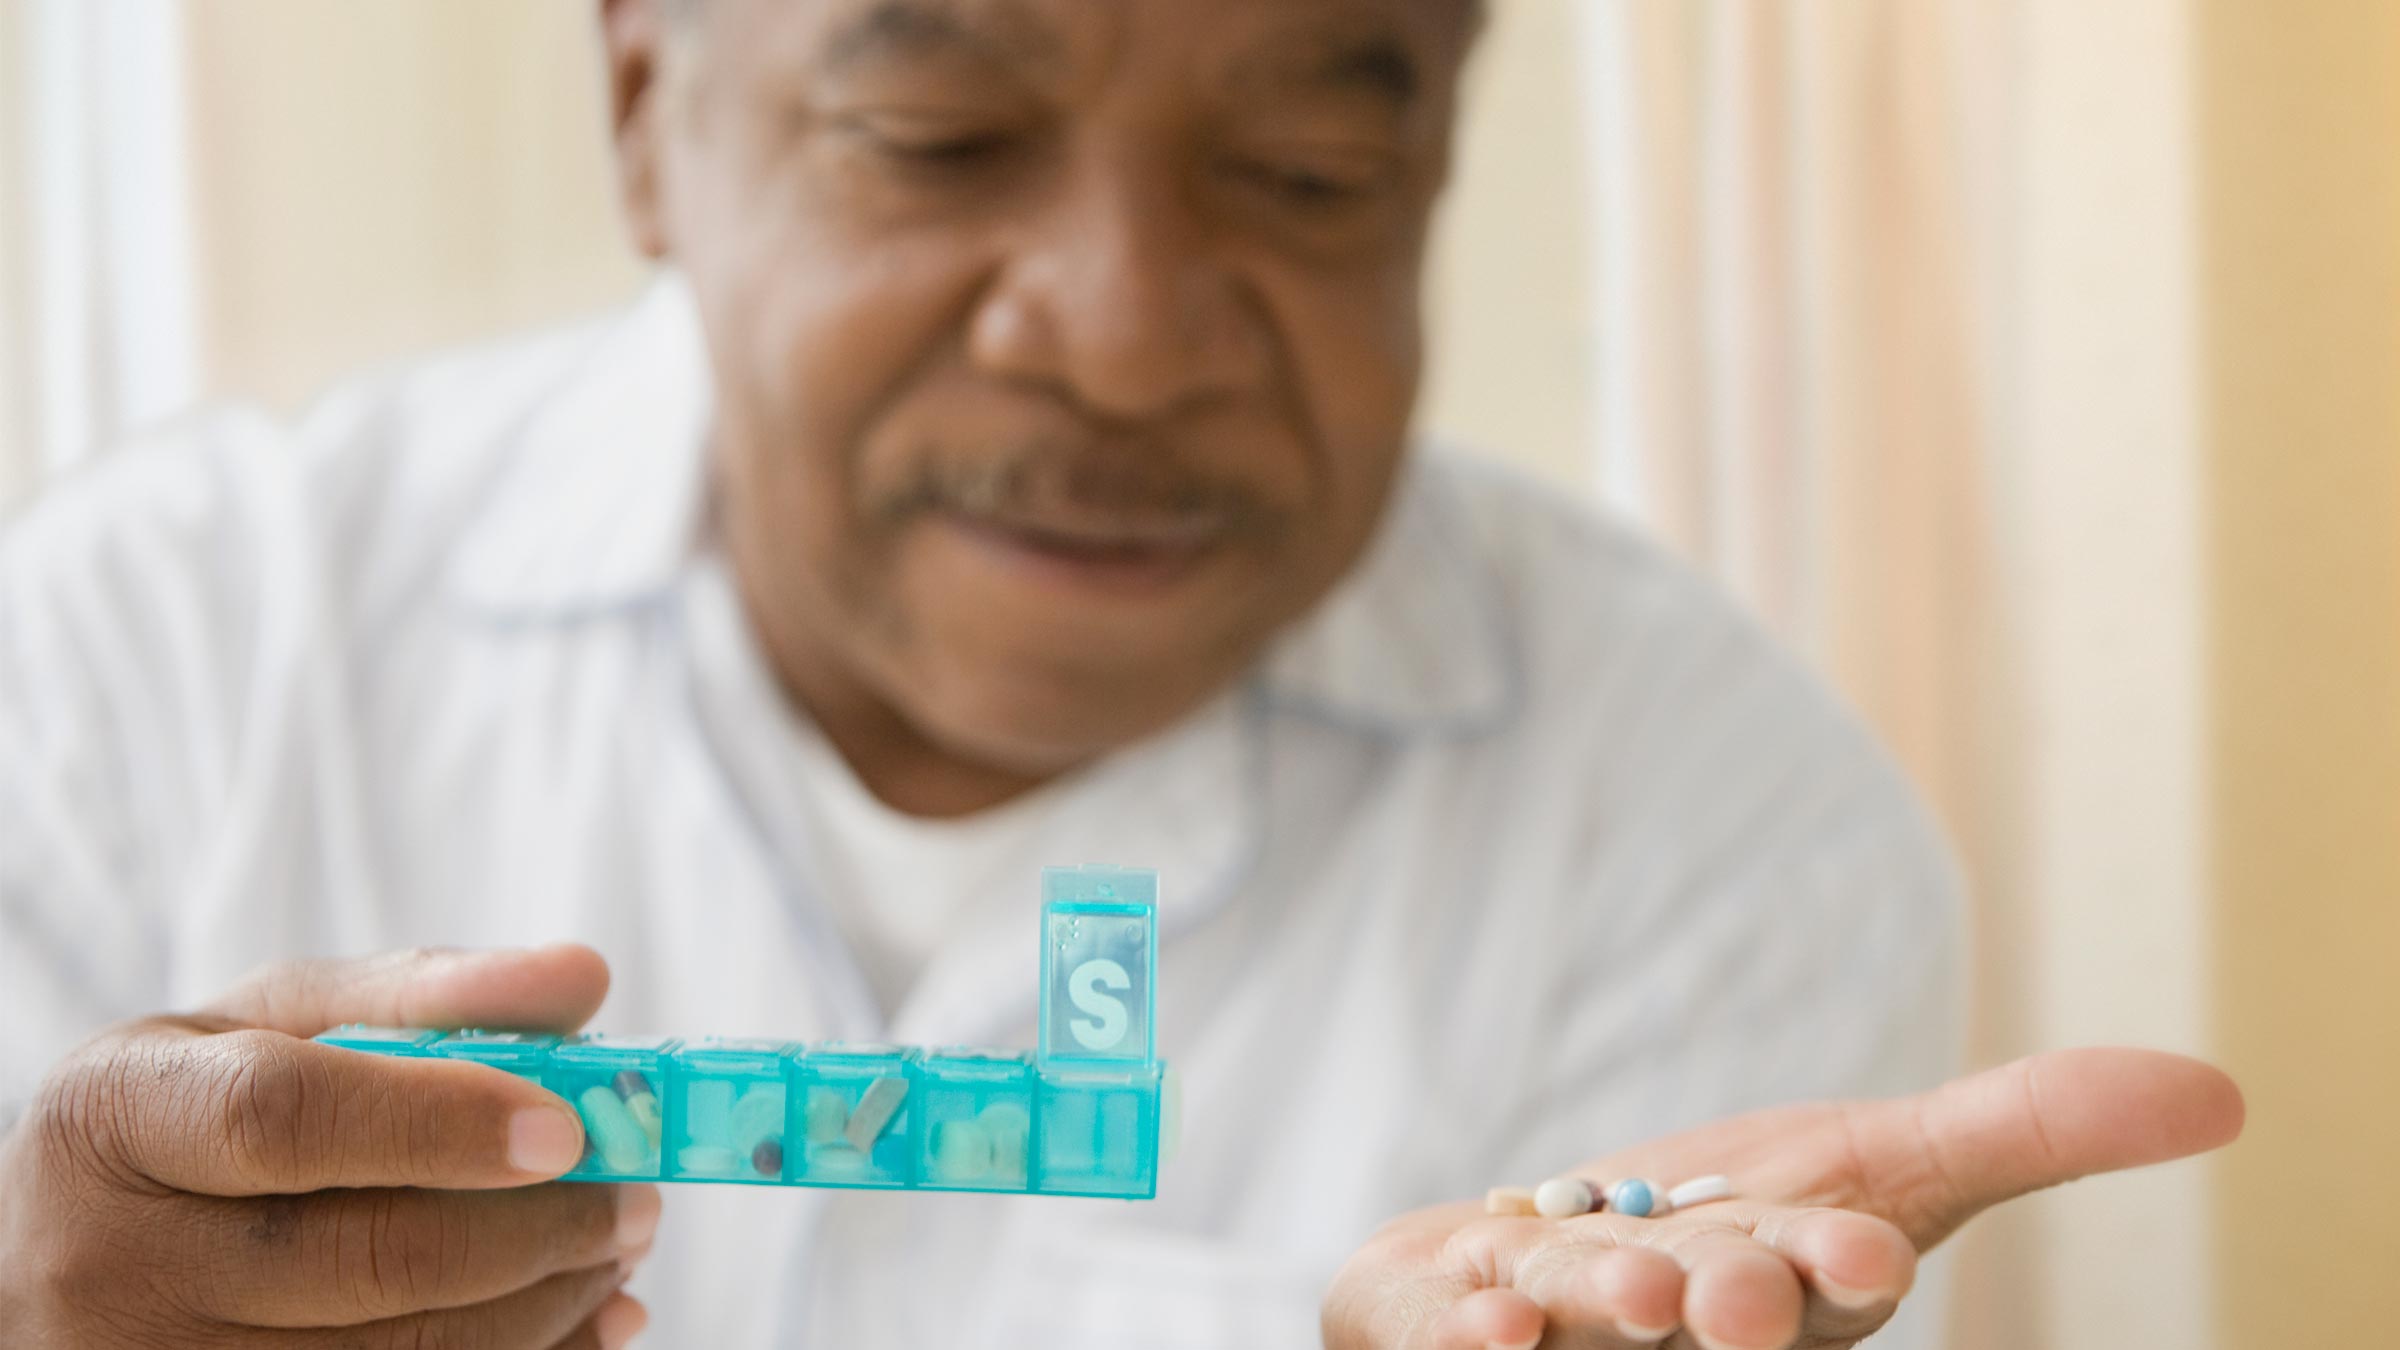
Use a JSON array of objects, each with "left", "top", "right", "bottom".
[{"left": 316, "top": 865, "right": 1167, "bottom": 1200}]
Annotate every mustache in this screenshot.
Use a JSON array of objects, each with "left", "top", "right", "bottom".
[{"left": 865, "top": 445, "right": 1282, "bottom": 537}]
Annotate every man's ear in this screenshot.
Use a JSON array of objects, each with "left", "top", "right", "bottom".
[{"left": 601, "top": 0, "right": 675, "bottom": 260}]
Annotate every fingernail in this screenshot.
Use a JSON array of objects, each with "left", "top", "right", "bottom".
[
  {"left": 507, "top": 1105, "right": 584, "bottom": 1175},
  {"left": 615, "top": 1184, "right": 662, "bottom": 1253},
  {"left": 1816, "top": 1276, "right": 1890, "bottom": 1310},
  {"left": 595, "top": 1294, "right": 648, "bottom": 1350},
  {"left": 1616, "top": 1320, "right": 1676, "bottom": 1343}
]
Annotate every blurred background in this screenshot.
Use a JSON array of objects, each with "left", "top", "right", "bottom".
[{"left": 1, "top": 2, "right": 2393, "bottom": 1345}]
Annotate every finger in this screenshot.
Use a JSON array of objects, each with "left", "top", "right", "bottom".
[
  {"left": 1521, "top": 1244, "right": 1684, "bottom": 1347},
  {"left": 75, "top": 1026, "right": 587, "bottom": 1194},
  {"left": 1421, "top": 1285, "right": 1546, "bottom": 1350},
  {"left": 553, "top": 1293, "right": 650, "bottom": 1350},
  {"left": 1321, "top": 1202, "right": 1487, "bottom": 1350},
  {"left": 1846, "top": 1048, "right": 2244, "bottom": 1247},
  {"left": 205, "top": 945, "right": 613, "bottom": 1039},
  {"left": 1745, "top": 1207, "right": 1913, "bottom": 1343},
  {"left": 178, "top": 1183, "right": 659, "bottom": 1325},
  {"left": 1651, "top": 1232, "right": 1803, "bottom": 1350},
  {"left": 246, "top": 1262, "right": 629, "bottom": 1349}
]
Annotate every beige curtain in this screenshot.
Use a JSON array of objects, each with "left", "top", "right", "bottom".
[
  {"left": 1565, "top": 4, "right": 2214, "bottom": 1349},
  {"left": 1575, "top": 0, "right": 1998, "bottom": 840}
]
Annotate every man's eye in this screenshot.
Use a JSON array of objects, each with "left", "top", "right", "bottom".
[
  {"left": 1228, "top": 156, "right": 1389, "bottom": 210},
  {"left": 880, "top": 131, "right": 1015, "bottom": 166},
  {"left": 834, "top": 115, "right": 1023, "bottom": 171}
]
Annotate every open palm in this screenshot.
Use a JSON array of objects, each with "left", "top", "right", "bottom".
[{"left": 1323, "top": 1048, "right": 2243, "bottom": 1350}]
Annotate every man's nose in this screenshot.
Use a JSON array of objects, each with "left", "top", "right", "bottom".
[{"left": 968, "top": 159, "right": 1269, "bottom": 422}]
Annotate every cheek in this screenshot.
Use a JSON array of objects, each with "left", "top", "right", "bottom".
[
  {"left": 683, "top": 169, "right": 994, "bottom": 520},
  {"left": 1256, "top": 254, "right": 1426, "bottom": 535}
]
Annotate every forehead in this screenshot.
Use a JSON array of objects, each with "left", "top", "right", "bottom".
[{"left": 711, "top": 0, "right": 1478, "bottom": 105}]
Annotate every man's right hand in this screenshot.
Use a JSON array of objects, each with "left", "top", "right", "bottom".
[{"left": 0, "top": 945, "right": 658, "bottom": 1348}]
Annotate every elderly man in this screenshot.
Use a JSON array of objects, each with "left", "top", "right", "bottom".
[{"left": 0, "top": 1, "right": 2238, "bottom": 1347}]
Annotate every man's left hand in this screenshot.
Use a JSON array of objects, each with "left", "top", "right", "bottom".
[{"left": 1322, "top": 1048, "right": 2243, "bottom": 1350}]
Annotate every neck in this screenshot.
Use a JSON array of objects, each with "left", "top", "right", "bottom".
[
  {"left": 779, "top": 655, "right": 1061, "bottom": 819},
  {"left": 722, "top": 567, "right": 1063, "bottom": 823}
]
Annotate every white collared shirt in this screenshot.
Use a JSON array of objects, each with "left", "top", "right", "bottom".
[{"left": 0, "top": 279, "right": 1962, "bottom": 1348}]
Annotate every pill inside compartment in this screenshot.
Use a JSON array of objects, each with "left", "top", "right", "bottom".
[
  {"left": 915, "top": 1048, "right": 1037, "bottom": 1192},
  {"left": 429, "top": 1030, "right": 560, "bottom": 1086},
  {"left": 792, "top": 1042, "right": 920, "bottom": 1187},
  {"left": 547, "top": 1035, "right": 679, "bottom": 1181},
  {"left": 667, "top": 1038, "right": 795, "bottom": 1184},
  {"left": 1035, "top": 1061, "right": 1162, "bottom": 1198}
]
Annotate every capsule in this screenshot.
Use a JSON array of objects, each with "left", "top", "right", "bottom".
[
  {"left": 579, "top": 1085, "right": 653, "bottom": 1174},
  {"left": 613, "top": 1070, "right": 664, "bottom": 1149}
]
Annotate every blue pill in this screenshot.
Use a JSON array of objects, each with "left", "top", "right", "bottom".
[{"left": 1606, "top": 1179, "right": 1658, "bottom": 1218}]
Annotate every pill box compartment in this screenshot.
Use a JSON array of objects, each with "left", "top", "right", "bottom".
[
  {"left": 668, "top": 1039, "right": 794, "bottom": 1184},
  {"left": 792, "top": 1042, "right": 920, "bottom": 1187},
  {"left": 548, "top": 1035, "right": 679, "bottom": 1181},
  {"left": 316, "top": 1025, "right": 443, "bottom": 1057},
  {"left": 429, "top": 1030, "right": 558, "bottom": 1084},
  {"left": 1039, "top": 869, "right": 1159, "bottom": 1068},
  {"left": 1035, "top": 1062, "right": 1161, "bottom": 1198},
  {"left": 915, "top": 1048, "right": 1037, "bottom": 1192}
]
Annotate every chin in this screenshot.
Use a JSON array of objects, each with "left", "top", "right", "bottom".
[{"left": 901, "top": 631, "right": 1247, "bottom": 775}]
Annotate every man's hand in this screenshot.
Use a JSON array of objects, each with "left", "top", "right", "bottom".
[
  {"left": 0, "top": 946, "right": 658, "bottom": 1349},
  {"left": 1323, "top": 1049, "right": 2244, "bottom": 1350}
]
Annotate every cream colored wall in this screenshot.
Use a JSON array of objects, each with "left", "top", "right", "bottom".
[
  {"left": 1419, "top": 1, "right": 1592, "bottom": 490},
  {"left": 183, "top": 0, "right": 644, "bottom": 409},
  {"left": 2199, "top": 2, "right": 2400, "bottom": 1343},
  {"left": 1958, "top": 3, "right": 2214, "bottom": 1348}
]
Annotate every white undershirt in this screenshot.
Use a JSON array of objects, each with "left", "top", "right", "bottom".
[
  {"left": 773, "top": 717, "right": 1055, "bottom": 1015},
  {"left": 683, "top": 552, "right": 1093, "bottom": 1017}
]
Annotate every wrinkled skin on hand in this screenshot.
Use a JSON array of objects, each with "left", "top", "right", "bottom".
[
  {"left": 0, "top": 946, "right": 658, "bottom": 1350},
  {"left": 1324, "top": 1049, "right": 2244, "bottom": 1350}
]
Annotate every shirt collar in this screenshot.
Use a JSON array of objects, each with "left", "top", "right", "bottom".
[{"left": 448, "top": 273, "right": 1519, "bottom": 735}]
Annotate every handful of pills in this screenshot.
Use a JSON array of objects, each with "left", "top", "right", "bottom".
[{"left": 1485, "top": 1173, "right": 1735, "bottom": 1220}]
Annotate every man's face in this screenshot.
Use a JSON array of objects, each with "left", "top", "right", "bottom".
[{"left": 622, "top": 0, "right": 1474, "bottom": 781}]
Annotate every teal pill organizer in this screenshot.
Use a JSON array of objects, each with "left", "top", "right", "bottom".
[{"left": 315, "top": 865, "right": 1166, "bottom": 1199}]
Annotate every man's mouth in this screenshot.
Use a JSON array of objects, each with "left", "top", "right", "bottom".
[{"left": 935, "top": 507, "right": 1233, "bottom": 595}]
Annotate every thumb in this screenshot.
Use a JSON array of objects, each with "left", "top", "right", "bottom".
[
  {"left": 1860, "top": 1047, "right": 2244, "bottom": 1248},
  {"left": 202, "top": 944, "right": 613, "bottom": 1039}
]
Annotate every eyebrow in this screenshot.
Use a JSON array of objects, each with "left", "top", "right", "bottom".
[
  {"left": 1230, "top": 25, "right": 1427, "bottom": 114},
  {"left": 820, "top": 0, "right": 1060, "bottom": 78}
]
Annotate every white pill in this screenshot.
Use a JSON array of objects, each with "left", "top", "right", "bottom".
[
  {"left": 808, "top": 1142, "right": 869, "bottom": 1177},
  {"left": 931, "top": 1119, "right": 994, "bottom": 1181},
  {"left": 844, "top": 1075, "right": 909, "bottom": 1151},
  {"left": 804, "top": 1088, "right": 849, "bottom": 1145},
  {"left": 978, "top": 1103, "right": 1031, "bottom": 1183},
  {"left": 1534, "top": 1176, "right": 1597, "bottom": 1218},
  {"left": 677, "top": 1145, "right": 743, "bottom": 1176},
  {"left": 730, "top": 1085, "right": 786, "bottom": 1154},
  {"left": 1667, "top": 1174, "right": 1735, "bottom": 1210}
]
